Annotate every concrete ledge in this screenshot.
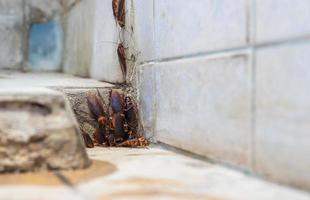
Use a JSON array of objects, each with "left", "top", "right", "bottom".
[{"left": 0, "top": 87, "right": 90, "bottom": 172}]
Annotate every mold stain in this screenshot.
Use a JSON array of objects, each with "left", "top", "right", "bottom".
[{"left": 0, "top": 160, "right": 116, "bottom": 186}]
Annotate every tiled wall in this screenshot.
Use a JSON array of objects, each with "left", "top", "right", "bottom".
[{"left": 136, "top": 0, "right": 310, "bottom": 190}]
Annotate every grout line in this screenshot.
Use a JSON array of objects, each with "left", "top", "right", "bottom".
[
  {"left": 245, "top": 0, "right": 250, "bottom": 44},
  {"left": 250, "top": 0, "right": 257, "bottom": 171},
  {"left": 152, "top": 64, "right": 158, "bottom": 142},
  {"left": 251, "top": 47, "right": 256, "bottom": 170},
  {"left": 157, "top": 142, "right": 254, "bottom": 175},
  {"left": 152, "top": 0, "right": 156, "bottom": 59},
  {"left": 138, "top": 36, "right": 310, "bottom": 66},
  {"left": 156, "top": 142, "right": 309, "bottom": 193},
  {"left": 139, "top": 46, "right": 250, "bottom": 64}
]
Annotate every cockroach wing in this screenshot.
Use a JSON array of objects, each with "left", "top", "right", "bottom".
[
  {"left": 87, "top": 94, "right": 105, "bottom": 121},
  {"left": 110, "top": 90, "right": 123, "bottom": 113}
]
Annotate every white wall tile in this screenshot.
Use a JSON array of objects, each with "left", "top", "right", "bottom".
[
  {"left": 132, "top": 0, "right": 156, "bottom": 62},
  {"left": 63, "top": 0, "right": 96, "bottom": 77},
  {"left": 154, "top": 0, "right": 248, "bottom": 59},
  {"left": 255, "top": 42, "right": 310, "bottom": 190},
  {"left": 255, "top": 0, "right": 310, "bottom": 43},
  {"left": 153, "top": 52, "right": 252, "bottom": 167}
]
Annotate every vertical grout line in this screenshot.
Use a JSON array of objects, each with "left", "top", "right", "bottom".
[
  {"left": 250, "top": 0, "right": 257, "bottom": 171},
  {"left": 245, "top": 0, "right": 250, "bottom": 44},
  {"left": 152, "top": 64, "right": 158, "bottom": 142},
  {"left": 152, "top": 0, "right": 157, "bottom": 60},
  {"left": 152, "top": 0, "right": 158, "bottom": 142}
]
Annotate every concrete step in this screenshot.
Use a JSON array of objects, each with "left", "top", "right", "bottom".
[
  {"left": 0, "top": 71, "right": 126, "bottom": 172},
  {"left": 0, "top": 71, "right": 121, "bottom": 135},
  {"left": 0, "top": 87, "right": 90, "bottom": 172}
]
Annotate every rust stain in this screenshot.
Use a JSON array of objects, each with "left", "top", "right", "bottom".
[
  {"left": 99, "top": 189, "right": 228, "bottom": 200},
  {"left": 125, "top": 152, "right": 171, "bottom": 157},
  {"left": 0, "top": 160, "right": 116, "bottom": 186},
  {"left": 62, "top": 160, "right": 116, "bottom": 184},
  {"left": 110, "top": 177, "right": 182, "bottom": 186},
  {"left": 0, "top": 171, "right": 62, "bottom": 186}
]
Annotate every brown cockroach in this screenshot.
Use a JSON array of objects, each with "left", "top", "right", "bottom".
[
  {"left": 86, "top": 93, "right": 106, "bottom": 122},
  {"left": 117, "top": 0, "right": 126, "bottom": 28},
  {"left": 110, "top": 112, "right": 129, "bottom": 142},
  {"left": 80, "top": 128, "right": 94, "bottom": 148},
  {"left": 86, "top": 93, "right": 108, "bottom": 144},
  {"left": 112, "top": 0, "right": 119, "bottom": 21},
  {"left": 112, "top": 0, "right": 126, "bottom": 28},
  {"left": 110, "top": 90, "right": 124, "bottom": 113},
  {"left": 117, "top": 43, "right": 127, "bottom": 80},
  {"left": 116, "top": 137, "right": 148, "bottom": 148}
]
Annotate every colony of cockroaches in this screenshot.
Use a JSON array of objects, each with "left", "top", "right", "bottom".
[{"left": 81, "top": 89, "right": 148, "bottom": 148}]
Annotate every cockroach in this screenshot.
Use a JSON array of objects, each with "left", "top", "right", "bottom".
[
  {"left": 87, "top": 93, "right": 108, "bottom": 144},
  {"left": 110, "top": 90, "right": 123, "bottom": 113},
  {"left": 124, "top": 96, "right": 138, "bottom": 136},
  {"left": 117, "top": 0, "right": 126, "bottom": 28},
  {"left": 110, "top": 112, "right": 129, "bottom": 142},
  {"left": 117, "top": 43, "right": 127, "bottom": 80},
  {"left": 112, "top": 0, "right": 119, "bottom": 20},
  {"left": 93, "top": 126, "right": 107, "bottom": 145},
  {"left": 86, "top": 93, "right": 106, "bottom": 122},
  {"left": 80, "top": 129, "right": 94, "bottom": 148},
  {"left": 116, "top": 137, "right": 148, "bottom": 148},
  {"left": 112, "top": 0, "right": 126, "bottom": 28}
]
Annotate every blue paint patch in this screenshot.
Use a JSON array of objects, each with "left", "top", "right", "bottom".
[{"left": 28, "top": 20, "right": 63, "bottom": 71}]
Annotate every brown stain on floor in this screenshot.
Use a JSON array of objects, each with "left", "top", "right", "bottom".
[
  {"left": 62, "top": 160, "right": 116, "bottom": 184},
  {"left": 110, "top": 177, "right": 182, "bottom": 186},
  {"left": 105, "top": 178, "right": 229, "bottom": 200},
  {"left": 100, "top": 189, "right": 228, "bottom": 200},
  {"left": 0, "top": 160, "right": 116, "bottom": 186}
]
